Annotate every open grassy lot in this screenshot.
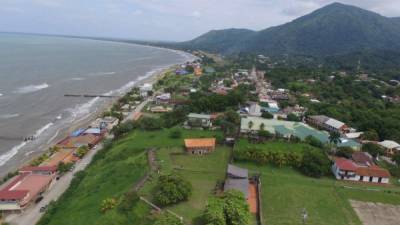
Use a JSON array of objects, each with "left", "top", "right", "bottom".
[
  {"left": 234, "top": 139, "right": 317, "bottom": 153},
  {"left": 235, "top": 162, "right": 400, "bottom": 225},
  {"left": 38, "top": 128, "right": 221, "bottom": 225},
  {"left": 140, "top": 146, "right": 231, "bottom": 224}
]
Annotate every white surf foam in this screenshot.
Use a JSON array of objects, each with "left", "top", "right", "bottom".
[
  {"left": 34, "top": 122, "right": 54, "bottom": 138},
  {"left": 0, "top": 114, "right": 20, "bottom": 119},
  {"left": 71, "top": 77, "right": 85, "bottom": 81},
  {"left": 0, "top": 93, "right": 3, "bottom": 97},
  {"left": 15, "top": 83, "right": 50, "bottom": 94},
  {"left": 0, "top": 142, "right": 26, "bottom": 166},
  {"left": 89, "top": 72, "right": 116, "bottom": 76}
]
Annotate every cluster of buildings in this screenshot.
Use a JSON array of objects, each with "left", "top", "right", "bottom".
[
  {"left": 0, "top": 116, "right": 119, "bottom": 213},
  {"left": 175, "top": 61, "right": 203, "bottom": 76},
  {"left": 0, "top": 166, "right": 57, "bottom": 212}
]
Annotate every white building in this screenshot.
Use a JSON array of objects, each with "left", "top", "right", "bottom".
[
  {"left": 378, "top": 140, "right": 400, "bottom": 156},
  {"left": 140, "top": 83, "right": 153, "bottom": 97}
]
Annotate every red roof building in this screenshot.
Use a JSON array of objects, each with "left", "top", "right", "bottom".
[
  {"left": 0, "top": 167, "right": 55, "bottom": 211},
  {"left": 332, "top": 157, "right": 390, "bottom": 184}
]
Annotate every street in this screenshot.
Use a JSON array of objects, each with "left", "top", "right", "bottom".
[{"left": 5, "top": 144, "right": 102, "bottom": 225}]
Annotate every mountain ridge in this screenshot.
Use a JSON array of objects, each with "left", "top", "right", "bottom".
[{"left": 177, "top": 2, "right": 400, "bottom": 57}]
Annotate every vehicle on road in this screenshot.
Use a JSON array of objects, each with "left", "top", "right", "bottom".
[{"left": 39, "top": 205, "right": 48, "bottom": 213}]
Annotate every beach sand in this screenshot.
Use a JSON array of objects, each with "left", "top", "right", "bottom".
[{"left": 0, "top": 65, "right": 177, "bottom": 179}]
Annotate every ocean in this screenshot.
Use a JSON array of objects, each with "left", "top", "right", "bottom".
[{"left": 0, "top": 33, "right": 192, "bottom": 177}]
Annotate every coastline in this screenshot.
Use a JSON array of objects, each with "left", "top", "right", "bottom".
[{"left": 0, "top": 61, "right": 183, "bottom": 180}]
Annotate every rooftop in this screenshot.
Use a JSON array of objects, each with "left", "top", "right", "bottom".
[
  {"left": 335, "top": 157, "right": 358, "bottom": 171},
  {"left": 184, "top": 138, "right": 216, "bottom": 148},
  {"left": 325, "top": 118, "right": 345, "bottom": 129},
  {"left": 227, "top": 164, "right": 248, "bottom": 179},
  {"left": 378, "top": 140, "right": 400, "bottom": 149},
  {"left": 224, "top": 178, "right": 249, "bottom": 199},
  {"left": 188, "top": 113, "right": 212, "bottom": 119}
]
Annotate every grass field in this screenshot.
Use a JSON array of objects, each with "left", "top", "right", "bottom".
[
  {"left": 234, "top": 139, "right": 317, "bottom": 153},
  {"left": 140, "top": 146, "right": 231, "bottom": 224},
  {"left": 235, "top": 162, "right": 400, "bottom": 225},
  {"left": 38, "top": 128, "right": 221, "bottom": 225}
]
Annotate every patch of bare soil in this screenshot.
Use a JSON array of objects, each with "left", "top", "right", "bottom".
[{"left": 350, "top": 200, "right": 400, "bottom": 225}]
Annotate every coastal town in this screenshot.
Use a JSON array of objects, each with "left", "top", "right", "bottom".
[{"left": 1, "top": 52, "right": 400, "bottom": 225}]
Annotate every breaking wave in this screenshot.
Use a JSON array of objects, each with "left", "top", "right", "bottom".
[
  {"left": 0, "top": 114, "right": 20, "bottom": 119},
  {"left": 0, "top": 142, "right": 27, "bottom": 167},
  {"left": 15, "top": 83, "right": 50, "bottom": 94}
]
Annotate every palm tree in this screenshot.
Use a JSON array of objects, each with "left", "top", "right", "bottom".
[
  {"left": 260, "top": 123, "right": 265, "bottom": 131},
  {"left": 248, "top": 121, "right": 254, "bottom": 131},
  {"left": 329, "top": 132, "right": 341, "bottom": 145}
]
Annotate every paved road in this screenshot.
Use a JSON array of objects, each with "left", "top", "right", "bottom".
[
  {"left": 6, "top": 144, "right": 102, "bottom": 225},
  {"left": 122, "top": 99, "right": 150, "bottom": 123}
]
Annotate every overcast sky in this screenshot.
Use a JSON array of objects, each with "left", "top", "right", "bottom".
[{"left": 1, "top": 0, "right": 400, "bottom": 41}]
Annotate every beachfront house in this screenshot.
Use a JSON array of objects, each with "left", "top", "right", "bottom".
[
  {"left": 140, "top": 83, "right": 153, "bottom": 97},
  {"left": 332, "top": 157, "right": 390, "bottom": 184},
  {"left": 0, "top": 166, "right": 56, "bottom": 212},
  {"left": 184, "top": 138, "right": 216, "bottom": 155},
  {"left": 378, "top": 140, "right": 400, "bottom": 156}
]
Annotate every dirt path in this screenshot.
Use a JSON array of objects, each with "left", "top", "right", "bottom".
[{"left": 134, "top": 148, "right": 158, "bottom": 191}]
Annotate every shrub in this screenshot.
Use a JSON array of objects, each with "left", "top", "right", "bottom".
[
  {"left": 154, "top": 213, "right": 184, "bottom": 225},
  {"left": 203, "top": 190, "right": 250, "bottom": 225},
  {"left": 75, "top": 145, "right": 89, "bottom": 159},
  {"left": 169, "top": 129, "right": 182, "bottom": 139},
  {"left": 305, "top": 135, "right": 324, "bottom": 149},
  {"left": 155, "top": 174, "right": 192, "bottom": 206},
  {"left": 287, "top": 113, "right": 301, "bottom": 122},
  {"left": 261, "top": 111, "right": 273, "bottom": 119},
  {"left": 362, "top": 143, "right": 384, "bottom": 158},
  {"left": 118, "top": 190, "right": 139, "bottom": 213},
  {"left": 335, "top": 147, "right": 354, "bottom": 159},
  {"left": 101, "top": 198, "right": 117, "bottom": 213},
  {"left": 300, "top": 149, "right": 330, "bottom": 178}
]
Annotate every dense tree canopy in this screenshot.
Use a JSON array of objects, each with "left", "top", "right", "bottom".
[
  {"left": 155, "top": 174, "right": 192, "bottom": 206},
  {"left": 203, "top": 190, "right": 250, "bottom": 225}
]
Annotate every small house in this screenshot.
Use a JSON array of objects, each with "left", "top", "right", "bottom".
[
  {"left": 184, "top": 138, "right": 216, "bottom": 155},
  {"left": 378, "top": 140, "right": 400, "bottom": 156},
  {"left": 187, "top": 113, "right": 213, "bottom": 128}
]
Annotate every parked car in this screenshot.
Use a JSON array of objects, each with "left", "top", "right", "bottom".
[
  {"left": 35, "top": 196, "right": 43, "bottom": 204},
  {"left": 39, "top": 205, "right": 48, "bottom": 213}
]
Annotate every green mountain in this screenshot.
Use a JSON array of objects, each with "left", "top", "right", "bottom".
[{"left": 178, "top": 2, "right": 400, "bottom": 57}]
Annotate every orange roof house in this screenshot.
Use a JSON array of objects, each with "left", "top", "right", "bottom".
[
  {"left": 194, "top": 67, "right": 203, "bottom": 76},
  {"left": 41, "top": 148, "right": 78, "bottom": 167},
  {"left": 184, "top": 138, "right": 216, "bottom": 155},
  {"left": 56, "top": 133, "right": 102, "bottom": 149}
]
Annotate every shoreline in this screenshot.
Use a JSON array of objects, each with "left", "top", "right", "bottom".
[{"left": 0, "top": 62, "right": 183, "bottom": 180}]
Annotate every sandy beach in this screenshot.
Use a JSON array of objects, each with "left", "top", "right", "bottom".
[{"left": 0, "top": 64, "right": 180, "bottom": 179}]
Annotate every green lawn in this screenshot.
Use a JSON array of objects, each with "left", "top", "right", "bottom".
[
  {"left": 140, "top": 146, "right": 231, "bottom": 224},
  {"left": 235, "top": 139, "right": 317, "bottom": 153},
  {"left": 235, "top": 162, "right": 400, "bottom": 225},
  {"left": 38, "top": 128, "right": 221, "bottom": 225}
]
